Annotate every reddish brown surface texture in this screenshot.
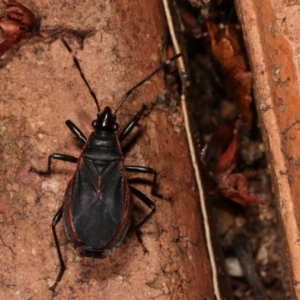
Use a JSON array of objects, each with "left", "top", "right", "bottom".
[
  {"left": 236, "top": 0, "right": 300, "bottom": 297},
  {"left": 0, "top": 0, "right": 214, "bottom": 299}
]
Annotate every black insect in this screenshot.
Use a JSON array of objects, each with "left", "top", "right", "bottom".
[{"left": 30, "top": 38, "right": 181, "bottom": 291}]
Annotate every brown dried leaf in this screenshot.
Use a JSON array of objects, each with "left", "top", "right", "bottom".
[
  {"left": 208, "top": 123, "right": 269, "bottom": 206},
  {"left": 218, "top": 172, "right": 269, "bottom": 206}
]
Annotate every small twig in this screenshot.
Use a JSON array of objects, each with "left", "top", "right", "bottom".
[{"left": 232, "top": 233, "right": 267, "bottom": 300}]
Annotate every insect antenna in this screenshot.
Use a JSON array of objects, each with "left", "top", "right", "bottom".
[
  {"left": 61, "top": 37, "right": 101, "bottom": 112},
  {"left": 115, "top": 53, "right": 182, "bottom": 114}
]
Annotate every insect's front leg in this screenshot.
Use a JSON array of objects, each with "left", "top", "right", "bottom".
[
  {"left": 119, "top": 105, "right": 147, "bottom": 142},
  {"left": 126, "top": 166, "right": 171, "bottom": 200},
  {"left": 29, "top": 153, "right": 78, "bottom": 175},
  {"left": 65, "top": 120, "right": 87, "bottom": 144}
]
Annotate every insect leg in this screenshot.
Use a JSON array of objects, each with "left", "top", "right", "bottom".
[
  {"left": 130, "top": 186, "right": 156, "bottom": 253},
  {"left": 126, "top": 166, "right": 171, "bottom": 200},
  {"left": 29, "top": 154, "right": 78, "bottom": 175},
  {"left": 65, "top": 120, "right": 87, "bottom": 144},
  {"left": 119, "top": 105, "right": 147, "bottom": 142},
  {"left": 49, "top": 205, "right": 66, "bottom": 291}
]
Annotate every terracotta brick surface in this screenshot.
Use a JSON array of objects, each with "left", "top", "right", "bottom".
[
  {"left": 236, "top": 0, "right": 300, "bottom": 297},
  {"left": 0, "top": 1, "right": 213, "bottom": 299}
]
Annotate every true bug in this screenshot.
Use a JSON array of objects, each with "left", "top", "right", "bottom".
[{"left": 30, "top": 38, "right": 182, "bottom": 291}]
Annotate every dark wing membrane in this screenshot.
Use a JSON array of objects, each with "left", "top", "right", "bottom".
[{"left": 67, "top": 157, "right": 128, "bottom": 249}]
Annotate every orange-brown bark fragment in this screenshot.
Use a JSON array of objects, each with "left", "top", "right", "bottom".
[
  {"left": 207, "top": 21, "right": 253, "bottom": 128},
  {"left": 0, "top": 0, "right": 37, "bottom": 56}
]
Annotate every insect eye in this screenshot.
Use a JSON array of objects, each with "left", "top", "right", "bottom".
[
  {"left": 92, "top": 120, "right": 97, "bottom": 128},
  {"left": 113, "top": 123, "right": 119, "bottom": 131}
]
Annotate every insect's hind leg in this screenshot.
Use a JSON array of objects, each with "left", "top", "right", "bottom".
[
  {"left": 130, "top": 186, "right": 156, "bottom": 253},
  {"left": 126, "top": 166, "right": 171, "bottom": 200},
  {"left": 29, "top": 154, "right": 78, "bottom": 175},
  {"left": 49, "top": 205, "right": 66, "bottom": 292}
]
